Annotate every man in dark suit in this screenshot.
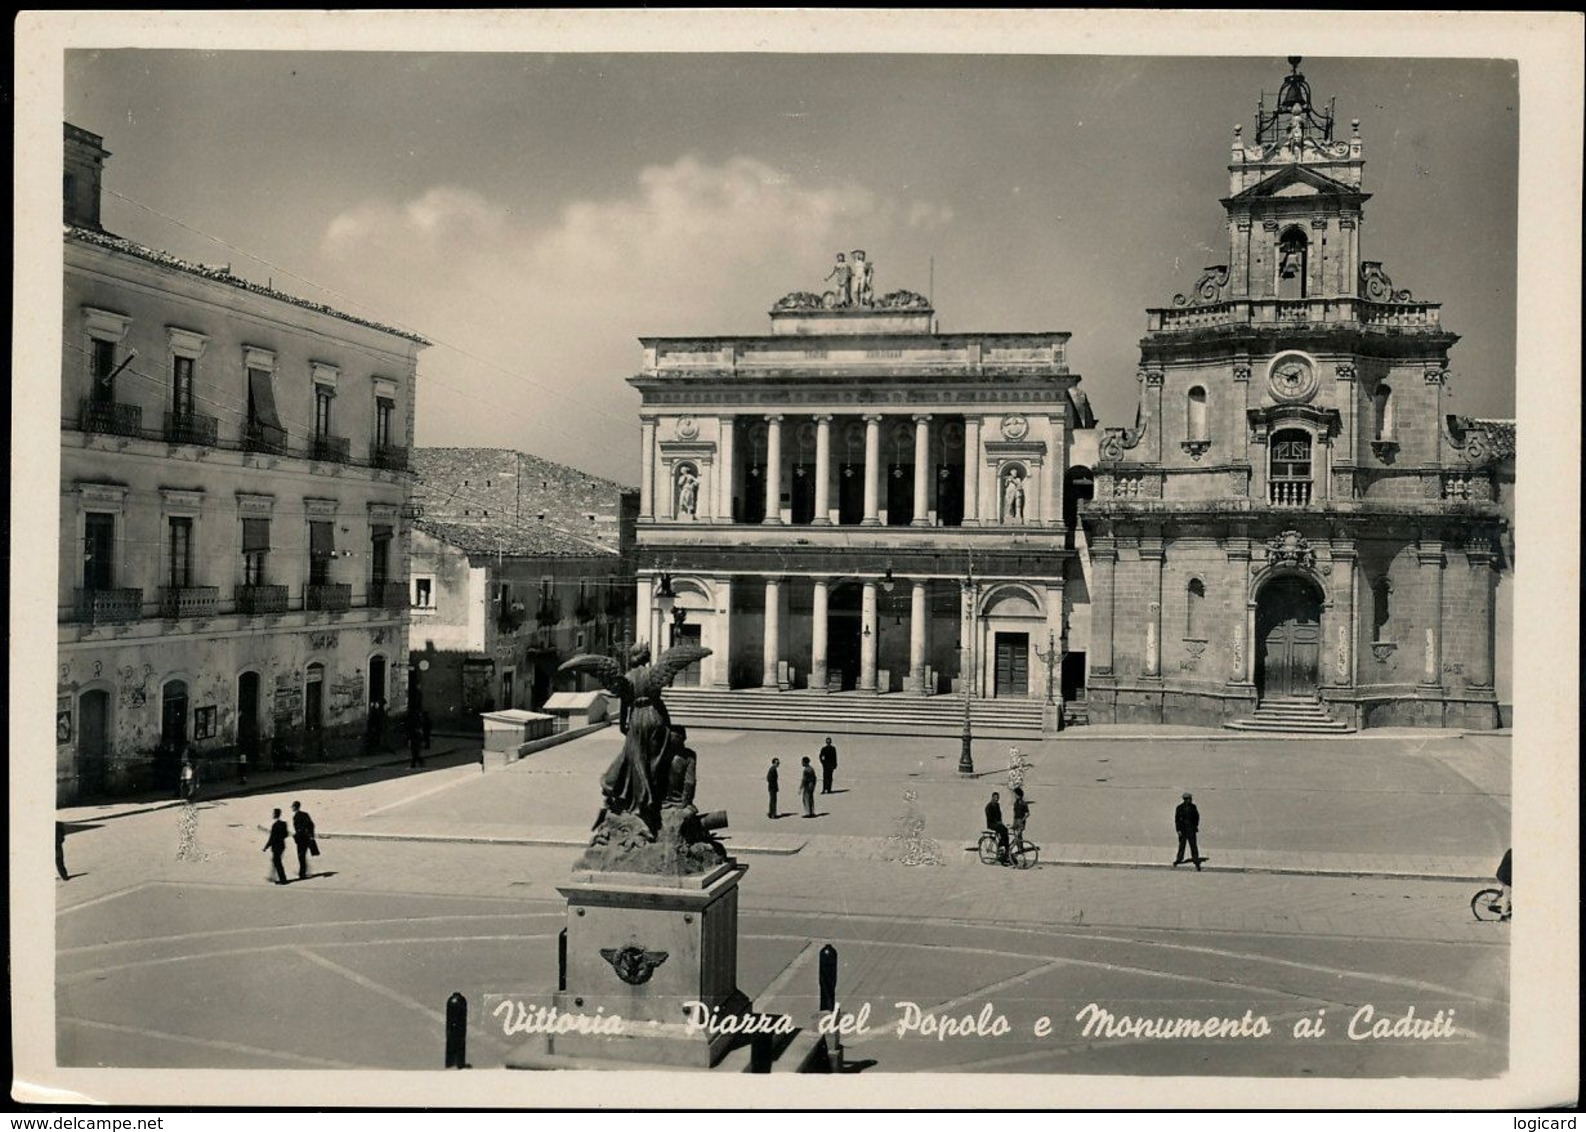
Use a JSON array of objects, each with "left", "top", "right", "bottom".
[
  {"left": 56, "top": 821, "right": 70, "bottom": 881},
  {"left": 264, "top": 808, "right": 290, "bottom": 884},
  {"left": 766, "top": 757, "right": 780, "bottom": 819},
  {"left": 799, "top": 757, "right": 817, "bottom": 818},
  {"left": 290, "top": 800, "right": 317, "bottom": 879},
  {"left": 1173, "top": 792, "right": 1202, "bottom": 871},
  {"left": 985, "top": 791, "right": 1010, "bottom": 864},
  {"left": 818, "top": 737, "right": 838, "bottom": 794}
]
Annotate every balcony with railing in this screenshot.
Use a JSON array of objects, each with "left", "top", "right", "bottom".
[
  {"left": 370, "top": 444, "right": 410, "bottom": 471},
  {"left": 158, "top": 585, "right": 219, "bottom": 619},
  {"left": 1269, "top": 478, "right": 1313, "bottom": 507},
  {"left": 305, "top": 583, "right": 352, "bottom": 612},
  {"left": 163, "top": 411, "right": 219, "bottom": 447},
  {"left": 244, "top": 421, "right": 289, "bottom": 456},
  {"left": 1147, "top": 296, "right": 1445, "bottom": 335},
  {"left": 311, "top": 434, "right": 352, "bottom": 464},
  {"left": 79, "top": 398, "right": 143, "bottom": 438},
  {"left": 235, "top": 584, "right": 290, "bottom": 615},
  {"left": 367, "top": 581, "right": 409, "bottom": 611},
  {"left": 76, "top": 587, "right": 143, "bottom": 624}
]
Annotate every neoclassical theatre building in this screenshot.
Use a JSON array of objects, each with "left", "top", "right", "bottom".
[
  {"left": 1082, "top": 61, "right": 1512, "bottom": 731},
  {"left": 628, "top": 282, "right": 1092, "bottom": 720}
]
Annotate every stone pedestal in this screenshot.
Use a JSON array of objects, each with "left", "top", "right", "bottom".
[{"left": 506, "top": 862, "right": 751, "bottom": 1069}]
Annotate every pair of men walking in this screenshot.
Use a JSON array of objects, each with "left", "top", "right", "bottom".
[{"left": 264, "top": 801, "right": 319, "bottom": 884}]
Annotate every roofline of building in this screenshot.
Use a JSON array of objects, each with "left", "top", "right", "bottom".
[
  {"left": 636, "top": 331, "right": 1073, "bottom": 347},
  {"left": 66, "top": 225, "right": 431, "bottom": 347}
]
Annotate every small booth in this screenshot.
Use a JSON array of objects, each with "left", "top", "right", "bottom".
[
  {"left": 479, "top": 708, "right": 554, "bottom": 768},
  {"left": 541, "top": 690, "right": 610, "bottom": 732}
]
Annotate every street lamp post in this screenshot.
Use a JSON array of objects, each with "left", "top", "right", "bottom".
[
  {"left": 1034, "top": 628, "right": 1066, "bottom": 732},
  {"left": 958, "top": 564, "right": 976, "bottom": 775}
]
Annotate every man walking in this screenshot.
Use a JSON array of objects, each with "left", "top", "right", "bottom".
[
  {"left": 1173, "top": 792, "right": 1202, "bottom": 871},
  {"left": 766, "top": 757, "right": 780, "bottom": 819},
  {"left": 264, "top": 808, "right": 290, "bottom": 884},
  {"left": 290, "top": 800, "right": 318, "bottom": 880},
  {"left": 56, "top": 821, "right": 70, "bottom": 881},
  {"left": 800, "top": 756, "right": 818, "bottom": 818},
  {"left": 408, "top": 713, "right": 426, "bottom": 769},
  {"left": 818, "top": 736, "right": 839, "bottom": 794}
]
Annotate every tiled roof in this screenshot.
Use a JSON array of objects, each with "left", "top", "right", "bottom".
[
  {"left": 66, "top": 225, "right": 430, "bottom": 345},
  {"left": 414, "top": 517, "right": 618, "bottom": 560}
]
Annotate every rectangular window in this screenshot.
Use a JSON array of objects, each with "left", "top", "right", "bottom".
[
  {"left": 242, "top": 518, "right": 270, "bottom": 585},
  {"left": 309, "top": 521, "right": 335, "bottom": 586},
  {"left": 412, "top": 576, "right": 434, "bottom": 608},
  {"left": 375, "top": 397, "right": 394, "bottom": 451},
  {"left": 173, "top": 355, "right": 195, "bottom": 417},
  {"left": 168, "top": 517, "right": 194, "bottom": 588},
  {"left": 314, "top": 386, "right": 334, "bottom": 439},
  {"left": 246, "top": 367, "right": 285, "bottom": 447},
  {"left": 90, "top": 338, "right": 117, "bottom": 401},
  {"left": 370, "top": 525, "right": 393, "bottom": 586},
  {"left": 84, "top": 513, "right": 115, "bottom": 590}
]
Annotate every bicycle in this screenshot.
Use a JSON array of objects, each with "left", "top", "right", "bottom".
[
  {"left": 1470, "top": 886, "right": 1510, "bottom": 922},
  {"left": 977, "top": 829, "right": 1040, "bottom": 869}
]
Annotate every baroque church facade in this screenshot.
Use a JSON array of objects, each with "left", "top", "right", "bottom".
[{"left": 1082, "top": 61, "right": 1511, "bottom": 731}]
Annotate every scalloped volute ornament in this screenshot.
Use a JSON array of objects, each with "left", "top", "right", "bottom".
[
  {"left": 1359, "top": 261, "right": 1413, "bottom": 303},
  {"left": 1174, "top": 265, "right": 1231, "bottom": 308},
  {"left": 874, "top": 289, "right": 931, "bottom": 310}
]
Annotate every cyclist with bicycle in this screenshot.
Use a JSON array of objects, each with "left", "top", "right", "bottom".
[{"left": 984, "top": 791, "right": 1010, "bottom": 865}]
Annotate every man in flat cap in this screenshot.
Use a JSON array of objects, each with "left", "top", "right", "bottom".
[{"left": 1173, "top": 792, "right": 1202, "bottom": 871}]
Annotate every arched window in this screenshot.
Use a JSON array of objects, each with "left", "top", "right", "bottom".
[
  {"left": 1372, "top": 578, "right": 1391, "bottom": 642},
  {"left": 1186, "top": 386, "right": 1208, "bottom": 442},
  {"left": 1269, "top": 429, "right": 1313, "bottom": 506},
  {"left": 1186, "top": 578, "right": 1206, "bottom": 638},
  {"left": 1373, "top": 383, "right": 1395, "bottom": 440}
]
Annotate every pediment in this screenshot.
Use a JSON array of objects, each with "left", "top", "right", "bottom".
[{"left": 1223, "top": 163, "right": 1368, "bottom": 207}]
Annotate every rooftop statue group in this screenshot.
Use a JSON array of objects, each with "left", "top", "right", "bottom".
[
  {"left": 559, "top": 641, "right": 729, "bottom": 875},
  {"left": 823, "top": 248, "right": 874, "bottom": 309}
]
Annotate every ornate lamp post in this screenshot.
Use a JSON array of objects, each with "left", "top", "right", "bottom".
[
  {"left": 958, "top": 563, "right": 977, "bottom": 775},
  {"left": 1034, "top": 627, "right": 1066, "bottom": 732}
]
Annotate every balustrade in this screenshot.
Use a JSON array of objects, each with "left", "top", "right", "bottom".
[
  {"left": 158, "top": 585, "right": 219, "bottom": 619},
  {"left": 244, "top": 421, "right": 288, "bottom": 455},
  {"left": 367, "top": 581, "right": 409, "bottom": 610},
  {"left": 371, "top": 444, "right": 410, "bottom": 471},
  {"left": 235, "top": 584, "right": 290, "bottom": 615},
  {"left": 1269, "top": 479, "right": 1312, "bottom": 507},
  {"left": 311, "top": 434, "right": 351, "bottom": 464},
  {"left": 163, "top": 411, "right": 219, "bottom": 446},
  {"left": 79, "top": 398, "right": 142, "bottom": 438},
  {"left": 305, "top": 583, "right": 352, "bottom": 612},
  {"left": 76, "top": 587, "right": 143, "bottom": 624}
]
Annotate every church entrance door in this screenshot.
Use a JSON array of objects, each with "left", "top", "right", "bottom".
[{"left": 1256, "top": 576, "right": 1322, "bottom": 700}]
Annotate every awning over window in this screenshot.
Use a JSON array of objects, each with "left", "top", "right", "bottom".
[
  {"left": 247, "top": 368, "right": 285, "bottom": 436},
  {"left": 309, "top": 521, "right": 335, "bottom": 557},
  {"left": 242, "top": 518, "right": 271, "bottom": 552}
]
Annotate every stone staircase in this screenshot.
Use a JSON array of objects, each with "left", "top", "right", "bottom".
[
  {"left": 663, "top": 686, "right": 1047, "bottom": 738},
  {"left": 1225, "top": 697, "right": 1355, "bottom": 734}
]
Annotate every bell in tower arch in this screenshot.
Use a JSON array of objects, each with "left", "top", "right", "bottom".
[{"left": 1276, "top": 227, "right": 1309, "bottom": 298}]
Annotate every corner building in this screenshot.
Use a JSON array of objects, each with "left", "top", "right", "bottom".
[
  {"left": 1082, "top": 63, "right": 1509, "bottom": 731},
  {"left": 628, "top": 288, "right": 1088, "bottom": 715}
]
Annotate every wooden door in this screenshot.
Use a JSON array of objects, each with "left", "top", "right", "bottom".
[
  {"left": 1258, "top": 577, "right": 1321, "bottom": 698},
  {"left": 78, "top": 690, "right": 110, "bottom": 796},
  {"left": 673, "top": 624, "right": 703, "bottom": 686},
  {"left": 994, "top": 633, "right": 1030, "bottom": 697},
  {"left": 237, "top": 672, "right": 260, "bottom": 758}
]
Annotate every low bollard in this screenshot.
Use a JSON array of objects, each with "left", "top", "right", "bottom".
[
  {"left": 818, "top": 944, "right": 838, "bottom": 1013},
  {"left": 749, "top": 1029, "right": 774, "bottom": 1073},
  {"left": 445, "top": 992, "right": 468, "bottom": 1068}
]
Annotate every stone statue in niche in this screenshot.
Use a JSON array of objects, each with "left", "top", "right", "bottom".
[
  {"left": 675, "top": 465, "right": 699, "bottom": 518},
  {"left": 1002, "top": 466, "right": 1027, "bottom": 523}
]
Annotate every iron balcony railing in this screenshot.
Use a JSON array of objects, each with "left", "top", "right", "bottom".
[
  {"left": 163, "top": 411, "right": 219, "bottom": 447},
  {"left": 305, "top": 583, "right": 352, "bottom": 612},
  {"left": 235, "top": 584, "right": 290, "bottom": 615},
  {"left": 80, "top": 398, "right": 143, "bottom": 438},
  {"left": 371, "top": 444, "right": 410, "bottom": 471},
  {"left": 158, "top": 585, "right": 219, "bottom": 619},
  {"left": 244, "top": 421, "right": 289, "bottom": 456},
  {"left": 311, "top": 434, "right": 352, "bottom": 464},
  {"left": 77, "top": 587, "right": 143, "bottom": 624},
  {"left": 367, "top": 582, "right": 409, "bottom": 610}
]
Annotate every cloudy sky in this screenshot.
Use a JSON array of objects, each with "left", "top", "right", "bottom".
[{"left": 63, "top": 40, "right": 1520, "bottom": 484}]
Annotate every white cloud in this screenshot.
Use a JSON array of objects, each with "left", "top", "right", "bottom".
[{"left": 315, "top": 156, "right": 955, "bottom": 478}]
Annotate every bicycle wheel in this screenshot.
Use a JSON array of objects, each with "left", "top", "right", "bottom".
[
  {"left": 977, "top": 834, "right": 999, "bottom": 865},
  {"left": 1014, "top": 840, "right": 1039, "bottom": 869},
  {"left": 1470, "top": 887, "right": 1505, "bottom": 922}
]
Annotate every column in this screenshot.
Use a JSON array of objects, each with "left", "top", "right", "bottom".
[
  {"left": 1244, "top": 603, "right": 1258, "bottom": 685},
  {"left": 1143, "top": 369, "right": 1165, "bottom": 463},
  {"left": 960, "top": 580, "right": 978, "bottom": 695},
  {"left": 812, "top": 415, "right": 833, "bottom": 525},
  {"left": 859, "top": 580, "right": 879, "bottom": 690},
  {"left": 1466, "top": 538, "right": 1495, "bottom": 688},
  {"left": 763, "top": 415, "right": 783, "bottom": 525},
  {"left": 639, "top": 416, "right": 657, "bottom": 519},
  {"left": 1090, "top": 537, "right": 1116, "bottom": 675},
  {"left": 908, "top": 580, "right": 928, "bottom": 692},
  {"left": 1330, "top": 545, "right": 1357, "bottom": 687},
  {"left": 635, "top": 576, "right": 653, "bottom": 654},
  {"left": 810, "top": 578, "right": 830, "bottom": 690},
  {"left": 861, "top": 414, "right": 882, "bottom": 526},
  {"left": 911, "top": 414, "right": 931, "bottom": 526},
  {"left": 1046, "top": 413, "right": 1066, "bottom": 529},
  {"left": 1418, "top": 537, "right": 1445, "bottom": 689},
  {"left": 762, "top": 577, "right": 781, "bottom": 687},
  {"left": 713, "top": 576, "right": 733, "bottom": 688},
  {"left": 715, "top": 415, "right": 736, "bottom": 524},
  {"left": 1141, "top": 536, "right": 1164, "bottom": 678},
  {"left": 962, "top": 417, "right": 982, "bottom": 525}
]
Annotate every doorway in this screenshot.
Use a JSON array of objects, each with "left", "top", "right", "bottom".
[
  {"left": 369, "top": 655, "right": 387, "bottom": 709},
  {"left": 1256, "top": 575, "right": 1322, "bottom": 699},
  {"left": 672, "top": 623, "right": 704, "bottom": 686},
  {"left": 237, "top": 672, "right": 261, "bottom": 760},
  {"left": 994, "top": 633, "right": 1030, "bottom": 697},
  {"left": 826, "top": 582, "right": 863, "bottom": 690},
  {"left": 78, "top": 689, "right": 110, "bottom": 796},
  {"left": 305, "top": 663, "right": 325, "bottom": 755}
]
